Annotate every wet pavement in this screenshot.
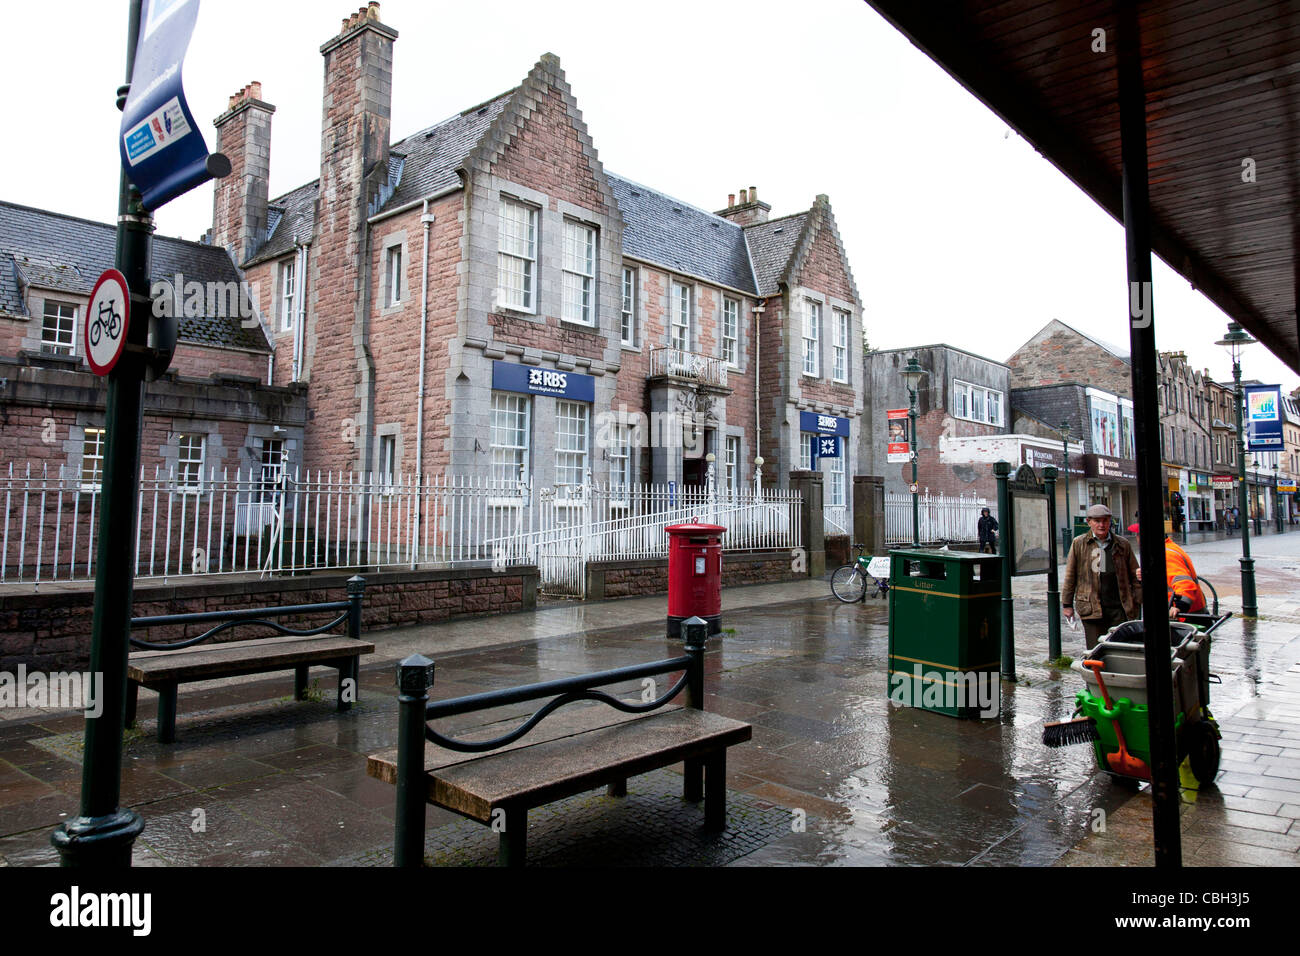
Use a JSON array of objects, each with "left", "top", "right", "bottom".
[{"left": 0, "top": 534, "right": 1297, "bottom": 867}]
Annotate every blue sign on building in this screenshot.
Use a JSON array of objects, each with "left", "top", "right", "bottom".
[
  {"left": 799, "top": 411, "right": 850, "bottom": 437},
  {"left": 492, "top": 361, "right": 595, "bottom": 402},
  {"left": 1245, "top": 384, "right": 1284, "bottom": 451},
  {"left": 818, "top": 436, "right": 840, "bottom": 458},
  {"left": 120, "top": 0, "right": 227, "bottom": 210}
]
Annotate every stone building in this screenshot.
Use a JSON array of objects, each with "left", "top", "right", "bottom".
[
  {"left": 215, "top": 4, "right": 864, "bottom": 521},
  {"left": 1008, "top": 320, "right": 1138, "bottom": 527},
  {"left": 0, "top": 200, "right": 299, "bottom": 487},
  {"left": 1156, "top": 351, "right": 1214, "bottom": 530}
]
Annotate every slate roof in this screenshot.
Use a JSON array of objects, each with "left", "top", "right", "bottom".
[
  {"left": 744, "top": 213, "right": 807, "bottom": 297},
  {"left": 0, "top": 200, "right": 271, "bottom": 353},
  {"left": 608, "top": 174, "right": 756, "bottom": 295},
  {"left": 386, "top": 91, "right": 513, "bottom": 209},
  {"left": 1, "top": 254, "right": 29, "bottom": 316},
  {"left": 249, "top": 179, "right": 318, "bottom": 266}
]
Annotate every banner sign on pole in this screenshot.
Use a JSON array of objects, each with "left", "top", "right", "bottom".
[
  {"left": 1245, "top": 385, "right": 1283, "bottom": 451},
  {"left": 120, "top": 0, "right": 228, "bottom": 209},
  {"left": 886, "top": 408, "right": 910, "bottom": 463}
]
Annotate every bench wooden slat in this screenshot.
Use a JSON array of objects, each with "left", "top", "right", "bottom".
[
  {"left": 369, "top": 708, "right": 751, "bottom": 823},
  {"left": 128, "top": 636, "right": 375, "bottom": 684}
]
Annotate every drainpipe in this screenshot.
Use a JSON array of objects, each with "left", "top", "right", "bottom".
[
  {"left": 752, "top": 298, "right": 766, "bottom": 485},
  {"left": 293, "top": 239, "right": 309, "bottom": 382},
  {"left": 414, "top": 199, "right": 433, "bottom": 562}
]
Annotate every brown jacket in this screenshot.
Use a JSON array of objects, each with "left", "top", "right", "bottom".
[{"left": 1061, "top": 532, "right": 1142, "bottom": 620}]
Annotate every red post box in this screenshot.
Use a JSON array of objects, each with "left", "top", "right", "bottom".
[{"left": 665, "top": 521, "right": 726, "bottom": 637}]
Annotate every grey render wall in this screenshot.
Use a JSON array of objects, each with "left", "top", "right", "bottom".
[
  {"left": 861, "top": 345, "right": 1010, "bottom": 493},
  {"left": 1009, "top": 384, "right": 1091, "bottom": 452}
]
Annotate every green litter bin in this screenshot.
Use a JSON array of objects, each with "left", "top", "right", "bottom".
[{"left": 887, "top": 549, "right": 1002, "bottom": 718}]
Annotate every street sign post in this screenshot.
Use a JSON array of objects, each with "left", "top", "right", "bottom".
[{"left": 54, "top": 0, "right": 226, "bottom": 869}]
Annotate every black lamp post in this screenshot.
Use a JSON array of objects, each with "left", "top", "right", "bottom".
[
  {"left": 900, "top": 356, "right": 927, "bottom": 546},
  {"left": 1215, "top": 322, "right": 1258, "bottom": 616}
]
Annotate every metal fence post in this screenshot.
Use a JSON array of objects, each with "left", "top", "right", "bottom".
[
  {"left": 395, "top": 654, "right": 435, "bottom": 868},
  {"left": 1043, "top": 467, "right": 1061, "bottom": 661},
  {"left": 994, "top": 461, "right": 1015, "bottom": 679}
]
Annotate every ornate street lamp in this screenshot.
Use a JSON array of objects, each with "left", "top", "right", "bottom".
[
  {"left": 900, "top": 356, "right": 927, "bottom": 545},
  {"left": 1215, "top": 322, "right": 1257, "bottom": 615}
]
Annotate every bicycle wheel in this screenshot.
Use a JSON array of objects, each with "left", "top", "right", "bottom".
[
  {"left": 89, "top": 321, "right": 101, "bottom": 346},
  {"left": 831, "top": 565, "right": 866, "bottom": 603}
]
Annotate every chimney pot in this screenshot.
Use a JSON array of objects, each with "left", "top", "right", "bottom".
[
  {"left": 249, "top": 81, "right": 261, "bottom": 100},
  {"left": 749, "top": 186, "right": 757, "bottom": 201},
  {"left": 728, "top": 193, "right": 735, "bottom": 208},
  {"left": 739, "top": 188, "right": 748, "bottom": 204},
  {"left": 367, "top": 1, "right": 379, "bottom": 17}
]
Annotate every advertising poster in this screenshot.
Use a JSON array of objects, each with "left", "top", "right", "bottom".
[
  {"left": 1245, "top": 384, "right": 1283, "bottom": 451},
  {"left": 886, "top": 408, "right": 910, "bottom": 463}
]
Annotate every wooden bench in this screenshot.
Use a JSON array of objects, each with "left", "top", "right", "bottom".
[
  {"left": 367, "top": 617, "right": 751, "bottom": 866},
  {"left": 127, "top": 576, "right": 374, "bottom": 743}
]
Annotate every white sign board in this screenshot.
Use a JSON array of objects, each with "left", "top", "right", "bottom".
[
  {"left": 85, "top": 269, "right": 131, "bottom": 376},
  {"left": 866, "top": 557, "right": 892, "bottom": 580}
]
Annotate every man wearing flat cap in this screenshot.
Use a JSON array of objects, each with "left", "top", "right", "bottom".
[{"left": 1061, "top": 503, "right": 1143, "bottom": 649}]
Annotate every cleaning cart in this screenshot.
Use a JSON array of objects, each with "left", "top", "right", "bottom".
[{"left": 1049, "top": 612, "right": 1230, "bottom": 785}]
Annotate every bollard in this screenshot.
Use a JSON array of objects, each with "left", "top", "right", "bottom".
[
  {"left": 346, "top": 575, "right": 366, "bottom": 640},
  {"left": 681, "top": 617, "right": 709, "bottom": 802},
  {"left": 395, "top": 654, "right": 435, "bottom": 868}
]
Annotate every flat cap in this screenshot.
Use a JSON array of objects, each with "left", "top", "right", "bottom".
[{"left": 1086, "top": 504, "right": 1113, "bottom": 518}]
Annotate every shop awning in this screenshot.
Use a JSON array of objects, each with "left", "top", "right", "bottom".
[{"left": 865, "top": 0, "right": 1300, "bottom": 373}]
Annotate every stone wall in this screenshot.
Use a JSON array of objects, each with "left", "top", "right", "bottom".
[
  {"left": 585, "top": 549, "right": 801, "bottom": 600},
  {"left": 1, "top": 565, "right": 538, "bottom": 671}
]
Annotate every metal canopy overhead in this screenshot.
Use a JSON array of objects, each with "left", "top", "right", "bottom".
[{"left": 866, "top": 0, "right": 1300, "bottom": 373}]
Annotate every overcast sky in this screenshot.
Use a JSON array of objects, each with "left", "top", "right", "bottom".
[{"left": 5, "top": 0, "right": 1297, "bottom": 395}]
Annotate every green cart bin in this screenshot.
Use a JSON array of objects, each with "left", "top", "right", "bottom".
[{"left": 887, "top": 549, "right": 1002, "bottom": 718}]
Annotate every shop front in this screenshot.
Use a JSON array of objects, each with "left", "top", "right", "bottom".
[
  {"left": 1081, "top": 453, "right": 1138, "bottom": 529},
  {"left": 800, "top": 411, "right": 853, "bottom": 533}
]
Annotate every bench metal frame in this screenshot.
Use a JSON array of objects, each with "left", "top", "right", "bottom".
[
  {"left": 392, "top": 620, "right": 735, "bottom": 866},
  {"left": 127, "top": 575, "right": 367, "bottom": 743}
]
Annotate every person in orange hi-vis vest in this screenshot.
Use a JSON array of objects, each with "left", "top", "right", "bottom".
[{"left": 1165, "top": 534, "right": 1206, "bottom": 616}]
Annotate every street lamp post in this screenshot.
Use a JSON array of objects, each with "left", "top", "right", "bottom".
[
  {"left": 1215, "top": 322, "right": 1258, "bottom": 616},
  {"left": 901, "top": 356, "right": 927, "bottom": 546},
  {"left": 1250, "top": 459, "right": 1262, "bottom": 536}
]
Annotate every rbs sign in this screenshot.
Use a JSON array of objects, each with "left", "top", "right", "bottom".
[{"left": 493, "top": 360, "right": 595, "bottom": 401}]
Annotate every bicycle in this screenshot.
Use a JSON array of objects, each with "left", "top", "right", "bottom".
[
  {"left": 831, "top": 544, "right": 888, "bottom": 603},
  {"left": 89, "top": 300, "right": 121, "bottom": 347}
]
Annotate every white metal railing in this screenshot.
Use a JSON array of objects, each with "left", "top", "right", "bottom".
[
  {"left": 824, "top": 506, "right": 849, "bottom": 537},
  {"left": 1, "top": 462, "right": 801, "bottom": 594},
  {"left": 884, "top": 491, "right": 988, "bottom": 545},
  {"left": 647, "top": 346, "right": 728, "bottom": 388}
]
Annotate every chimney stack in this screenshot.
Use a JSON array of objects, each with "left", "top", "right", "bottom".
[
  {"left": 211, "top": 81, "right": 275, "bottom": 266},
  {"left": 716, "top": 183, "right": 771, "bottom": 226}
]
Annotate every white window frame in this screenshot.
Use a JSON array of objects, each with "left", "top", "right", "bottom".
[
  {"left": 800, "top": 433, "right": 815, "bottom": 471},
  {"left": 827, "top": 448, "right": 846, "bottom": 508},
  {"left": 621, "top": 267, "right": 637, "bottom": 346},
  {"left": 610, "top": 423, "right": 633, "bottom": 503},
  {"left": 802, "top": 300, "right": 821, "bottom": 377},
  {"left": 42, "top": 300, "right": 77, "bottom": 356},
  {"left": 80, "top": 427, "right": 105, "bottom": 492},
  {"left": 725, "top": 435, "right": 740, "bottom": 493},
  {"left": 279, "top": 258, "right": 296, "bottom": 331},
  {"left": 259, "top": 438, "right": 285, "bottom": 501},
  {"left": 385, "top": 245, "right": 403, "bottom": 307},
  {"left": 378, "top": 434, "right": 397, "bottom": 494},
  {"left": 670, "top": 282, "right": 691, "bottom": 351},
  {"left": 562, "top": 221, "right": 596, "bottom": 326},
  {"left": 833, "top": 310, "right": 849, "bottom": 383},
  {"left": 722, "top": 297, "right": 739, "bottom": 367},
  {"left": 953, "top": 380, "right": 1005, "bottom": 427},
  {"left": 555, "top": 401, "right": 589, "bottom": 490},
  {"left": 498, "top": 198, "right": 537, "bottom": 312},
  {"left": 176, "top": 434, "right": 205, "bottom": 494},
  {"left": 490, "top": 393, "right": 531, "bottom": 487}
]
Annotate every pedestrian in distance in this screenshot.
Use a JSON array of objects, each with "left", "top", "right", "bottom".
[
  {"left": 977, "top": 507, "right": 998, "bottom": 554},
  {"left": 1061, "top": 503, "right": 1143, "bottom": 650}
]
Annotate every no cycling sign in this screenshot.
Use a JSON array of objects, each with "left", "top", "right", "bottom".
[{"left": 85, "top": 268, "right": 131, "bottom": 375}]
